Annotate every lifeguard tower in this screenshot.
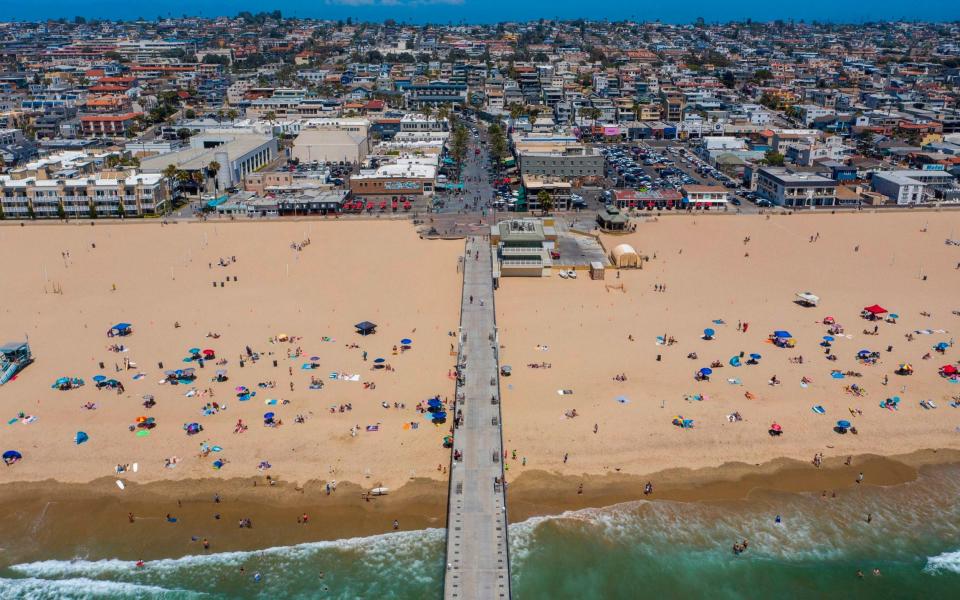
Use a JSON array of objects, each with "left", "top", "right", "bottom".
[{"left": 0, "top": 341, "right": 33, "bottom": 385}]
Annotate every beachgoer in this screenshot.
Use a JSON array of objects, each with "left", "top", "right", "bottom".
[
  {"left": 393, "top": 520, "right": 400, "bottom": 530},
  {"left": 857, "top": 472, "right": 864, "bottom": 484}
]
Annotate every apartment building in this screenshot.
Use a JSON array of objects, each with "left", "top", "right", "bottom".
[
  {"left": 0, "top": 171, "right": 168, "bottom": 218},
  {"left": 756, "top": 167, "right": 838, "bottom": 207}
]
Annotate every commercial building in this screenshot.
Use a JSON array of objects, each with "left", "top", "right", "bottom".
[
  {"left": 291, "top": 119, "right": 371, "bottom": 165},
  {"left": 141, "top": 133, "right": 277, "bottom": 190},
  {"left": 681, "top": 184, "right": 729, "bottom": 208},
  {"left": 489, "top": 218, "right": 556, "bottom": 278},
  {"left": 349, "top": 159, "right": 436, "bottom": 200},
  {"left": 517, "top": 146, "right": 604, "bottom": 179},
  {"left": 755, "top": 167, "right": 838, "bottom": 207}
]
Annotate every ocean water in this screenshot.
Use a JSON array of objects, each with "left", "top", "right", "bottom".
[{"left": 3, "top": 465, "right": 960, "bottom": 599}]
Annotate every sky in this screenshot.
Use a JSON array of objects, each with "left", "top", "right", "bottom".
[{"left": 3, "top": 1, "right": 959, "bottom": 24}]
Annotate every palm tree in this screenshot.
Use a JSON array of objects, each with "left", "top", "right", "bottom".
[
  {"left": 536, "top": 190, "right": 553, "bottom": 215},
  {"left": 207, "top": 161, "right": 221, "bottom": 191},
  {"left": 227, "top": 109, "right": 239, "bottom": 121},
  {"left": 421, "top": 103, "right": 434, "bottom": 121},
  {"left": 508, "top": 103, "right": 524, "bottom": 122}
]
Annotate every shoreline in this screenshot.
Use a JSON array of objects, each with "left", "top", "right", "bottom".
[{"left": 2, "top": 448, "right": 957, "bottom": 568}]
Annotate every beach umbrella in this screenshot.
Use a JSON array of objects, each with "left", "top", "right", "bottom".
[
  {"left": 822, "top": 336, "right": 834, "bottom": 342},
  {"left": 92, "top": 375, "right": 107, "bottom": 382},
  {"left": 616, "top": 395, "right": 630, "bottom": 404},
  {"left": 75, "top": 431, "right": 89, "bottom": 445},
  {"left": 235, "top": 386, "right": 248, "bottom": 392},
  {"left": 427, "top": 398, "right": 443, "bottom": 407},
  {"left": 264, "top": 412, "right": 275, "bottom": 420},
  {"left": 3, "top": 450, "right": 22, "bottom": 460},
  {"left": 889, "top": 313, "right": 899, "bottom": 319},
  {"left": 770, "top": 423, "right": 783, "bottom": 433},
  {"left": 373, "top": 358, "right": 386, "bottom": 364},
  {"left": 836, "top": 420, "right": 851, "bottom": 429},
  {"left": 203, "top": 348, "right": 215, "bottom": 354},
  {"left": 309, "top": 356, "right": 320, "bottom": 361},
  {"left": 749, "top": 353, "right": 762, "bottom": 360},
  {"left": 699, "top": 367, "right": 713, "bottom": 375},
  {"left": 703, "top": 328, "right": 715, "bottom": 337},
  {"left": 400, "top": 338, "right": 413, "bottom": 345},
  {"left": 136, "top": 416, "right": 148, "bottom": 423},
  {"left": 934, "top": 342, "right": 949, "bottom": 351},
  {"left": 188, "top": 347, "right": 200, "bottom": 354}
]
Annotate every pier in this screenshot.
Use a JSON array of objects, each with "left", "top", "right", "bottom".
[{"left": 443, "top": 236, "right": 511, "bottom": 599}]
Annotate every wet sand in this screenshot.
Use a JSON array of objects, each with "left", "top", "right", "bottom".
[{"left": 1, "top": 449, "right": 956, "bottom": 568}]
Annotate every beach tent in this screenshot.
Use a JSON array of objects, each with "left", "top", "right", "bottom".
[
  {"left": 107, "top": 323, "right": 133, "bottom": 337},
  {"left": 609, "top": 244, "right": 640, "bottom": 268},
  {"left": 3, "top": 450, "right": 22, "bottom": 465},
  {"left": 795, "top": 292, "right": 819, "bottom": 307},
  {"left": 75, "top": 431, "right": 89, "bottom": 445},
  {"left": 355, "top": 321, "right": 377, "bottom": 336},
  {"left": 940, "top": 365, "right": 958, "bottom": 377},
  {"left": 772, "top": 330, "right": 793, "bottom": 339},
  {"left": 863, "top": 304, "right": 887, "bottom": 316}
]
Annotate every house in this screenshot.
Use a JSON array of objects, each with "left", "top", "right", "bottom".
[{"left": 755, "top": 167, "right": 838, "bottom": 207}]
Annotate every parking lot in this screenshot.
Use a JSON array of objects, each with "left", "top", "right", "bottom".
[{"left": 598, "top": 141, "right": 766, "bottom": 212}]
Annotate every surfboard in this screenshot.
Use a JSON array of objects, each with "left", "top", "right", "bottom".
[
  {"left": 116, "top": 480, "right": 125, "bottom": 490},
  {"left": 132, "top": 462, "right": 139, "bottom": 473}
]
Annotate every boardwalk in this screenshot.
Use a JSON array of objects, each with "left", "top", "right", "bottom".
[{"left": 443, "top": 236, "right": 511, "bottom": 600}]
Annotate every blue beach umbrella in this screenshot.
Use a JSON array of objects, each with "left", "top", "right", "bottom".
[
  {"left": 700, "top": 367, "right": 713, "bottom": 375},
  {"left": 374, "top": 358, "right": 386, "bottom": 365},
  {"left": 3, "top": 450, "right": 22, "bottom": 460},
  {"left": 92, "top": 375, "right": 107, "bottom": 382},
  {"left": 773, "top": 330, "right": 792, "bottom": 339},
  {"left": 889, "top": 313, "right": 899, "bottom": 319},
  {"left": 188, "top": 347, "right": 200, "bottom": 354},
  {"left": 427, "top": 398, "right": 443, "bottom": 407},
  {"left": 703, "top": 328, "right": 715, "bottom": 337},
  {"left": 749, "top": 353, "right": 762, "bottom": 360},
  {"left": 822, "top": 336, "right": 834, "bottom": 342},
  {"left": 263, "top": 412, "right": 275, "bottom": 420},
  {"left": 836, "top": 420, "right": 851, "bottom": 429},
  {"left": 400, "top": 338, "right": 413, "bottom": 345}
]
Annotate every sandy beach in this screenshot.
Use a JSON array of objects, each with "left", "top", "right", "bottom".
[
  {"left": 0, "top": 220, "right": 463, "bottom": 491},
  {"left": 497, "top": 211, "right": 960, "bottom": 484}
]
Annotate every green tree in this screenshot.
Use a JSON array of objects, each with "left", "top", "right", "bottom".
[
  {"left": 764, "top": 150, "right": 785, "bottom": 166},
  {"left": 536, "top": 190, "right": 553, "bottom": 215},
  {"left": 207, "top": 161, "right": 221, "bottom": 191},
  {"left": 56, "top": 202, "right": 66, "bottom": 220},
  {"left": 88, "top": 200, "right": 97, "bottom": 219}
]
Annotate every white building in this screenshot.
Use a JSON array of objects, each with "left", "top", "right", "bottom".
[{"left": 871, "top": 172, "right": 926, "bottom": 205}]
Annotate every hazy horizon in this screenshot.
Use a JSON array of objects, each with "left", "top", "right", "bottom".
[{"left": 3, "top": 1, "right": 959, "bottom": 25}]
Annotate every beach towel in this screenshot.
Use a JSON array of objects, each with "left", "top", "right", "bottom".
[
  {"left": 557, "top": 389, "right": 574, "bottom": 395},
  {"left": 365, "top": 425, "right": 379, "bottom": 432},
  {"left": 615, "top": 396, "right": 630, "bottom": 404},
  {"left": 727, "top": 378, "right": 742, "bottom": 385},
  {"left": 133, "top": 373, "right": 145, "bottom": 380},
  {"left": 322, "top": 336, "right": 334, "bottom": 342},
  {"left": 265, "top": 399, "right": 277, "bottom": 405},
  {"left": 7, "top": 418, "right": 18, "bottom": 425},
  {"left": 812, "top": 405, "right": 826, "bottom": 414},
  {"left": 301, "top": 364, "right": 314, "bottom": 370},
  {"left": 329, "top": 372, "right": 339, "bottom": 380},
  {"left": 656, "top": 336, "right": 665, "bottom": 346},
  {"left": 831, "top": 372, "right": 845, "bottom": 379},
  {"left": 800, "top": 381, "right": 809, "bottom": 389},
  {"left": 346, "top": 374, "right": 360, "bottom": 382}
]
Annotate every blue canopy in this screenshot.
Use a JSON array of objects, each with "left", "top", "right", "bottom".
[
  {"left": 837, "top": 420, "right": 851, "bottom": 429},
  {"left": 75, "top": 431, "right": 89, "bottom": 445},
  {"left": 3, "top": 450, "right": 22, "bottom": 460},
  {"left": 427, "top": 398, "right": 443, "bottom": 406},
  {"left": 773, "top": 330, "right": 793, "bottom": 339},
  {"left": 264, "top": 412, "right": 275, "bottom": 419}
]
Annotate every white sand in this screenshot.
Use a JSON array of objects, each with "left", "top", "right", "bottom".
[
  {"left": 497, "top": 212, "right": 960, "bottom": 480},
  {"left": 0, "top": 220, "right": 462, "bottom": 489}
]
